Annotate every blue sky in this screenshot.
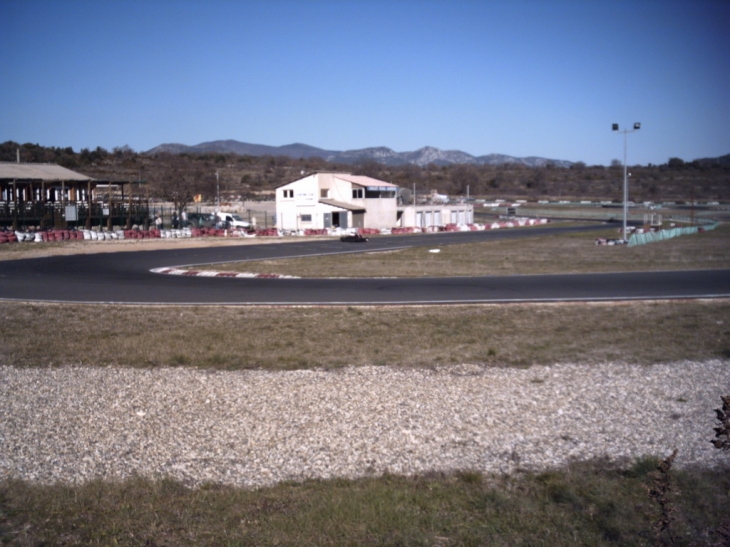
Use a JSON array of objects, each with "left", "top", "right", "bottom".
[{"left": 1, "top": 0, "right": 728, "bottom": 165}]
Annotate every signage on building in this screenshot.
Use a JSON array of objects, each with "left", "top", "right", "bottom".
[{"left": 295, "top": 191, "right": 315, "bottom": 201}]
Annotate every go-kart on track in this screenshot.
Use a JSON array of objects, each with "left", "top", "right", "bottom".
[{"left": 1, "top": 223, "right": 729, "bottom": 305}]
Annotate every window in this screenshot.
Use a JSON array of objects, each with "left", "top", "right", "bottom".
[
  {"left": 320, "top": 189, "right": 329, "bottom": 198},
  {"left": 352, "top": 188, "right": 364, "bottom": 199},
  {"left": 282, "top": 189, "right": 294, "bottom": 198},
  {"left": 300, "top": 214, "right": 312, "bottom": 222},
  {"left": 365, "top": 189, "right": 396, "bottom": 199}
]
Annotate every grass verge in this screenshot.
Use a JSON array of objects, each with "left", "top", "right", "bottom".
[
  {"left": 2, "top": 460, "right": 728, "bottom": 546},
  {"left": 1, "top": 300, "right": 729, "bottom": 370},
  {"left": 193, "top": 224, "right": 730, "bottom": 277}
]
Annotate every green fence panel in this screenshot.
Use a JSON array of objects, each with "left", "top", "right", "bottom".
[{"left": 628, "top": 222, "right": 719, "bottom": 247}]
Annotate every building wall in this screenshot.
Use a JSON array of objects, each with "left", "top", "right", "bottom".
[
  {"left": 363, "top": 197, "right": 397, "bottom": 229},
  {"left": 276, "top": 174, "right": 319, "bottom": 230},
  {"left": 398, "top": 204, "right": 474, "bottom": 228}
]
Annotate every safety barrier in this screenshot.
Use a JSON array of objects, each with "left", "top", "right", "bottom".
[
  {"left": 628, "top": 222, "right": 719, "bottom": 247},
  {"left": 0, "top": 217, "right": 552, "bottom": 245}
]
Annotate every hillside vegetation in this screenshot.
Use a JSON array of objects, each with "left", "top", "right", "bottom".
[{"left": 2, "top": 141, "right": 728, "bottom": 204}]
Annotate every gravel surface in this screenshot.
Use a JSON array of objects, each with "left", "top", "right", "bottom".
[{"left": 1, "top": 361, "right": 728, "bottom": 488}]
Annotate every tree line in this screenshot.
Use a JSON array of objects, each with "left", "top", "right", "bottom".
[{"left": 2, "top": 141, "right": 728, "bottom": 205}]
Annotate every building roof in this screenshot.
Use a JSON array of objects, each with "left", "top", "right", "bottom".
[
  {"left": 276, "top": 172, "right": 398, "bottom": 190},
  {"left": 319, "top": 199, "right": 366, "bottom": 212},
  {"left": 0, "top": 163, "right": 94, "bottom": 183}
]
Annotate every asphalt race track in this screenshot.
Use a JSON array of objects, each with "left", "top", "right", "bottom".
[{"left": 1, "top": 224, "right": 729, "bottom": 305}]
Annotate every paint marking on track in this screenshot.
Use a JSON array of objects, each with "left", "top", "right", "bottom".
[{"left": 150, "top": 267, "right": 300, "bottom": 279}]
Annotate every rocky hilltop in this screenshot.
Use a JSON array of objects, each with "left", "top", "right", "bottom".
[{"left": 146, "top": 140, "right": 573, "bottom": 167}]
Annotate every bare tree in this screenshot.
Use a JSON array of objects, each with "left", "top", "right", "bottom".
[
  {"left": 149, "top": 154, "right": 213, "bottom": 220},
  {"left": 450, "top": 164, "right": 479, "bottom": 195}
]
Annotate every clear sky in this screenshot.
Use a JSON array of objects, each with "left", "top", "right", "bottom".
[{"left": 1, "top": 0, "right": 728, "bottom": 166}]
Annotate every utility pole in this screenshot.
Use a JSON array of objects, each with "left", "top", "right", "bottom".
[
  {"left": 466, "top": 184, "right": 470, "bottom": 223},
  {"left": 215, "top": 171, "right": 220, "bottom": 212}
]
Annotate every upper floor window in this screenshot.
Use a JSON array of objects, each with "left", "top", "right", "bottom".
[
  {"left": 352, "top": 188, "right": 364, "bottom": 199},
  {"left": 320, "top": 189, "right": 329, "bottom": 198},
  {"left": 365, "top": 189, "right": 396, "bottom": 199},
  {"left": 282, "top": 189, "right": 294, "bottom": 198}
]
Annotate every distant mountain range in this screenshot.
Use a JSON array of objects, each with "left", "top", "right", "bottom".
[{"left": 146, "top": 140, "right": 574, "bottom": 168}]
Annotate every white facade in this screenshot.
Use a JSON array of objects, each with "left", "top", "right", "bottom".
[
  {"left": 275, "top": 172, "right": 398, "bottom": 230},
  {"left": 397, "top": 204, "right": 474, "bottom": 229}
]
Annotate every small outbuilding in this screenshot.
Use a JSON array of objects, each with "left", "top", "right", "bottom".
[
  {"left": 397, "top": 204, "right": 474, "bottom": 229},
  {"left": 276, "top": 172, "right": 398, "bottom": 231}
]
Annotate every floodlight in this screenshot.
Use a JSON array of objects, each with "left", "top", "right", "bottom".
[{"left": 612, "top": 122, "right": 643, "bottom": 242}]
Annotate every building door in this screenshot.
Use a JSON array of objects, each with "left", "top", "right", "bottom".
[
  {"left": 323, "top": 213, "right": 332, "bottom": 228},
  {"left": 353, "top": 212, "right": 364, "bottom": 228},
  {"left": 332, "top": 211, "right": 348, "bottom": 229}
]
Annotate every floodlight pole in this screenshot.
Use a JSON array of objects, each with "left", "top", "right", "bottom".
[{"left": 612, "top": 123, "right": 641, "bottom": 242}]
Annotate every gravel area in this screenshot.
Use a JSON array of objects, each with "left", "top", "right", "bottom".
[{"left": 1, "top": 361, "right": 728, "bottom": 488}]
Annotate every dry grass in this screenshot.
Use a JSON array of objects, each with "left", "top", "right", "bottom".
[
  {"left": 1, "top": 299, "right": 728, "bottom": 370},
  {"left": 197, "top": 224, "right": 730, "bottom": 277}
]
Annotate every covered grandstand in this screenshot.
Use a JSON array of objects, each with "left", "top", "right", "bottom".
[{"left": 0, "top": 162, "right": 147, "bottom": 229}]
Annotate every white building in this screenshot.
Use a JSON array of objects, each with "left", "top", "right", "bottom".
[
  {"left": 276, "top": 172, "right": 398, "bottom": 230},
  {"left": 397, "top": 204, "right": 473, "bottom": 229}
]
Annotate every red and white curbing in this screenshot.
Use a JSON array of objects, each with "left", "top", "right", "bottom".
[{"left": 150, "top": 267, "right": 299, "bottom": 279}]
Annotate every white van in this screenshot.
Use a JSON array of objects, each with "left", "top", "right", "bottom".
[{"left": 215, "top": 212, "right": 250, "bottom": 229}]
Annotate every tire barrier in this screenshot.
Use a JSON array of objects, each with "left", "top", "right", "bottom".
[
  {"left": 594, "top": 238, "right": 628, "bottom": 246},
  {"left": 0, "top": 218, "right": 551, "bottom": 246},
  {"left": 303, "top": 228, "right": 329, "bottom": 236}
]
